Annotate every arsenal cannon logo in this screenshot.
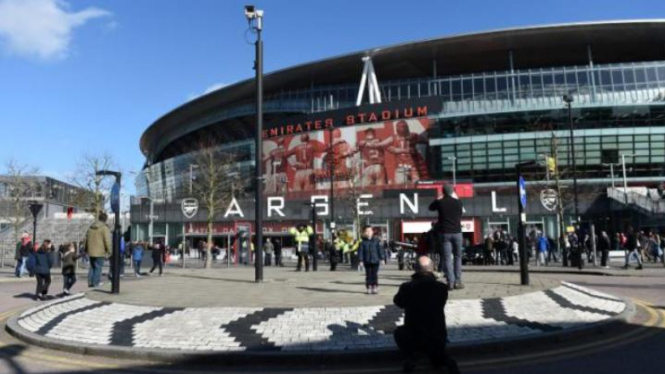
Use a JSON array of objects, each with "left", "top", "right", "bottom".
[{"left": 181, "top": 198, "right": 199, "bottom": 219}]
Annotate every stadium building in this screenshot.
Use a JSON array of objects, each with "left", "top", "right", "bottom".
[{"left": 132, "top": 20, "right": 665, "bottom": 250}]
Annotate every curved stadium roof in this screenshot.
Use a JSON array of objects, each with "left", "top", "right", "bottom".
[{"left": 141, "top": 19, "right": 665, "bottom": 163}]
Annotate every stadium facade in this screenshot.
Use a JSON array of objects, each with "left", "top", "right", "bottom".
[{"left": 131, "top": 20, "right": 665, "bottom": 249}]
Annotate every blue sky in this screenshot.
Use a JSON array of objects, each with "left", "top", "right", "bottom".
[{"left": 0, "top": 0, "right": 664, "bottom": 194}]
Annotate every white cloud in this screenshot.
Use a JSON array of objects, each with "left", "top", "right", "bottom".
[
  {"left": 0, "top": 0, "right": 111, "bottom": 60},
  {"left": 187, "top": 82, "right": 228, "bottom": 101}
]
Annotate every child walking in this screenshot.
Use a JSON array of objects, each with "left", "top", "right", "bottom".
[{"left": 61, "top": 242, "right": 79, "bottom": 295}]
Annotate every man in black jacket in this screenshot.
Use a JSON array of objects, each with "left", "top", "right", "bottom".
[
  {"left": 428, "top": 184, "right": 465, "bottom": 290},
  {"left": 393, "top": 256, "right": 460, "bottom": 373}
]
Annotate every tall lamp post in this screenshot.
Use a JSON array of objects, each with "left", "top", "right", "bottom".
[
  {"left": 563, "top": 95, "right": 580, "bottom": 223},
  {"left": 304, "top": 202, "right": 319, "bottom": 271},
  {"left": 245, "top": 5, "right": 264, "bottom": 283},
  {"left": 28, "top": 202, "right": 43, "bottom": 247},
  {"left": 516, "top": 160, "right": 536, "bottom": 286},
  {"left": 95, "top": 170, "right": 122, "bottom": 294}
]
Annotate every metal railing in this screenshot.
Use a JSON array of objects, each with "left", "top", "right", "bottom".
[{"left": 607, "top": 187, "right": 665, "bottom": 214}]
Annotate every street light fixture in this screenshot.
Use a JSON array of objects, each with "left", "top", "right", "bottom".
[
  {"left": 245, "top": 5, "right": 264, "bottom": 283},
  {"left": 563, "top": 94, "right": 580, "bottom": 223}
]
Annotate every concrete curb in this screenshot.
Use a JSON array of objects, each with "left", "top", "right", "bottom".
[
  {"left": 5, "top": 296, "right": 636, "bottom": 365},
  {"left": 464, "top": 267, "right": 651, "bottom": 277}
]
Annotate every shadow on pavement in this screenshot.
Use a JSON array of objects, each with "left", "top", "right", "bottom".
[
  {"left": 0, "top": 344, "right": 27, "bottom": 374},
  {"left": 6, "top": 313, "right": 665, "bottom": 374},
  {"left": 12, "top": 293, "right": 35, "bottom": 300},
  {"left": 296, "top": 286, "right": 368, "bottom": 295}
]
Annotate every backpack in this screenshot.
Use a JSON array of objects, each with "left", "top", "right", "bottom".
[{"left": 25, "top": 253, "right": 37, "bottom": 273}]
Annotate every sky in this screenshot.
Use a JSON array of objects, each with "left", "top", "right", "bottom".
[{"left": 1, "top": 0, "right": 664, "bottom": 195}]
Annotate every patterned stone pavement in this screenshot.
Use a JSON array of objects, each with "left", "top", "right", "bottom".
[{"left": 11, "top": 282, "right": 627, "bottom": 353}]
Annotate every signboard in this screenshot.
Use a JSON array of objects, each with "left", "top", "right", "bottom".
[
  {"left": 540, "top": 189, "right": 558, "bottom": 211},
  {"left": 263, "top": 97, "right": 442, "bottom": 139},
  {"left": 110, "top": 183, "right": 120, "bottom": 215},
  {"left": 29, "top": 203, "right": 43, "bottom": 218},
  {"left": 262, "top": 116, "right": 432, "bottom": 195},
  {"left": 415, "top": 181, "right": 475, "bottom": 198},
  {"left": 181, "top": 198, "right": 199, "bottom": 219},
  {"left": 519, "top": 177, "right": 527, "bottom": 209},
  {"left": 402, "top": 219, "right": 475, "bottom": 234}
]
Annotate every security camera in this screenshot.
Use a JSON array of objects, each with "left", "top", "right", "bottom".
[{"left": 245, "top": 5, "right": 256, "bottom": 19}]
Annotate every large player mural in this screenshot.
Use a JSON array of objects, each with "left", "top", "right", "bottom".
[{"left": 262, "top": 117, "right": 431, "bottom": 195}]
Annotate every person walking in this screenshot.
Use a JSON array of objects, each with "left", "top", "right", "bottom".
[
  {"left": 536, "top": 234, "right": 549, "bottom": 266},
  {"left": 358, "top": 226, "right": 385, "bottom": 295},
  {"left": 547, "top": 235, "right": 559, "bottom": 263},
  {"left": 393, "top": 256, "right": 460, "bottom": 374},
  {"left": 84, "top": 212, "right": 112, "bottom": 288},
  {"left": 648, "top": 232, "right": 663, "bottom": 263},
  {"left": 623, "top": 226, "right": 643, "bottom": 270},
  {"left": 483, "top": 234, "right": 494, "bottom": 265},
  {"left": 599, "top": 231, "right": 611, "bottom": 268},
  {"left": 14, "top": 232, "right": 32, "bottom": 278},
  {"left": 61, "top": 242, "right": 79, "bottom": 295},
  {"left": 327, "top": 239, "right": 338, "bottom": 271},
  {"left": 428, "top": 184, "right": 464, "bottom": 290},
  {"left": 132, "top": 242, "right": 144, "bottom": 277},
  {"left": 274, "top": 238, "right": 283, "bottom": 267},
  {"left": 31, "top": 240, "right": 54, "bottom": 300},
  {"left": 264, "top": 238, "right": 274, "bottom": 266},
  {"left": 150, "top": 241, "right": 165, "bottom": 276},
  {"left": 511, "top": 237, "right": 519, "bottom": 265}
]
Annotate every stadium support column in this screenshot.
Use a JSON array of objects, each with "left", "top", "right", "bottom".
[
  {"left": 587, "top": 44, "right": 596, "bottom": 102},
  {"left": 508, "top": 50, "right": 516, "bottom": 105}
]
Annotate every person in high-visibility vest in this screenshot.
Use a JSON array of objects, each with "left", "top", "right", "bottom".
[
  {"left": 342, "top": 234, "right": 361, "bottom": 271},
  {"left": 289, "top": 224, "right": 313, "bottom": 271}
]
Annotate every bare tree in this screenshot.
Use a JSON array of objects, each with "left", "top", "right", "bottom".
[
  {"left": 533, "top": 123, "right": 594, "bottom": 252},
  {"left": 1, "top": 160, "right": 39, "bottom": 267},
  {"left": 71, "top": 153, "right": 116, "bottom": 217},
  {"left": 191, "top": 142, "right": 244, "bottom": 269},
  {"left": 337, "top": 155, "right": 367, "bottom": 240}
]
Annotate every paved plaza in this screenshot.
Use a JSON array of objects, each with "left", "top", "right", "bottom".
[
  {"left": 87, "top": 264, "right": 560, "bottom": 307},
  {"left": 5, "top": 265, "right": 630, "bottom": 357}
]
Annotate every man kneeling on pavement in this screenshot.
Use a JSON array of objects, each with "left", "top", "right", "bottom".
[{"left": 394, "top": 256, "right": 460, "bottom": 374}]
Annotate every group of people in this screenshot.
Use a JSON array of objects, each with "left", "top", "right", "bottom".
[
  {"left": 484, "top": 228, "right": 557, "bottom": 267},
  {"left": 619, "top": 225, "right": 665, "bottom": 269},
  {"left": 14, "top": 233, "right": 81, "bottom": 300}
]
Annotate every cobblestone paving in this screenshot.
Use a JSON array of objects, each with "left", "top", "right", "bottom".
[{"left": 15, "top": 282, "right": 626, "bottom": 353}]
